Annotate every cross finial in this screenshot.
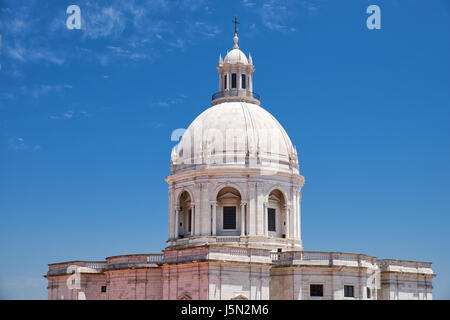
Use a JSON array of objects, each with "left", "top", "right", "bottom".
[{"left": 232, "top": 16, "right": 240, "bottom": 34}]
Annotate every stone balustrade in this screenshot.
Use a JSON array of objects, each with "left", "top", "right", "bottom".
[
  {"left": 47, "top": 249, "right": 433, "bottom": 278},
  {"left": 378, "top": 259, "right": 434, "bottom": 274},
  {"left": 47, "top": 261, "right": 107, "bottom": 276},
  {"left": 272, "top": 251, "right": 378, "bottom": 268}
]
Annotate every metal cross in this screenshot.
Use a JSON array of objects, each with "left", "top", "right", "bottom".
[{"left": 232, "top": 16, "right": 240, "bottom": 33}]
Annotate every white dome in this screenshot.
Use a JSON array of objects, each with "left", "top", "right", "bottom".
[
  {"left": 224, "top": 48, "right": 249, "bottom": 64},
  {"left": 171, "top": 102, "right": 299, "bottom": 173}
]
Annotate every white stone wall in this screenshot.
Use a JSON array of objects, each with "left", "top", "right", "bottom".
[{"left": 208, "top": 262, "right": 270, "bottom": 300}]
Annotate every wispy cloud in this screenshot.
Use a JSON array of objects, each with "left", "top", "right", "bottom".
[
  {"left": 2, "top": 83, "right": 72, "bottom": 101},
  {"left": 243, "top": 0, "right": 322, "bottom": 32},
  {"left": 6, "top": 42, "right": 64, "bottom": 65},
  {"left": 153, "top": 94, "right": 186, "bottom": 107},
  {"left": 301, "top": 0, "right": 321, "bottom": 15},
  {"left": 241, "top": 0, "right": 257, "bottom": 8},
  {"left": 192, "top": 21, "right": 221, "bottom": 39},
  {"left": 49, "top": 109, "right": 90, "bottom": 120},
  {"left": 106, "top": 45, "right": 148, "bottom": 61},
  {"left": 82, "top": 4, "right": 127, "bottom": 40},
  {"left": 28, "top": 84, "right": 71, "bottom": 99},
  {"left": 9, "top": 137, "right": 41, "bottom": 151},
  {"left": 0, "top": 5, "right": 64, "bottom": 66},
  {"left": 260, "top": 0, "right": 291, "bottom": 31},
  {"left": 0, "top": 0, "right": 222, "bottom": 72}
]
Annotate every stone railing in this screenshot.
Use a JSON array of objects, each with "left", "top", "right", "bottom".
[
  {"left": 105, "top": 254, "right": 164, "bottom": 270},
  {"left": 163, "top": 247, "right": 210, "bottom": 263},
  {"left": 378, "top": 259, "right": 434, "bottom": 275},
  {"left": 47, "top": 255, "right": 165, "bottom": 275},
  {"left": 212, "top": 90, "right": 260, "bottom": 102},
  {"left": 147, "top": 254, "right": 163, "bottom": 263},
  {"left": 162, "top": 245, "right": 271, "bottom": 264},
  {"left": 47, "top": 250, "right": 434, "bottom": 277},
  {"left": 47, "top": 261, "right": 107, "bottom": 276},
  {"left": 216, "top": 236, "right": 241, "bottom": 243},
  {"left": 271, "top": 251, "right": 378, "bottom": 268}
]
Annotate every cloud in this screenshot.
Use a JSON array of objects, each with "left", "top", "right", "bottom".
[
  {"left": 0, "top": 5, "right": 64, "bottom": 66},
  {"left": 260, "top": 0, "right": 291, "bottom": 31},
  {"left": 245, "top": 0, "right": 321, "bottom": 32},
  {"left": 2, "top": 83, "right": 72, "bottom": 100},
  {"left": 0, "top": 0, "right": 222, "bottom": 72},
  {"left": 192, "top": 21, "right": 221, "bottom": 39},
  {"left": 5, "top": 40, "right": 64, "bottom": 66},
  {"left": 241, "top": 0, "right": 257, "bottom": 8},
  {"left": 0, "top": 92, "right": 15, "bottom": 100},
  {"left": 63, "top": 110, "right": 73, "bottom": 119},
  {"left": 82, "top": 4, "right": 127, "bottom": 40},
  {"left": 49, "top": 109, "right": 90, "bottom": 120},
  {"left": 106, "top": 45, "right": 148, "bottom": 61},
  {"left": 153, "top": 94, "right": 186, "bottom": 107},
  {"left": 301, "top": 0, "right": 321, "bottom": 15},
  {"left": 29, "top": 84, "right": 67, "bottom": 99},
  {"left": 9, "top": 137, "right": 41, "bottom": 151}
]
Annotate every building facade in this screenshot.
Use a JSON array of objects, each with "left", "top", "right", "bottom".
[{"left": 45, "top": 31, "right": 435, "bottom": 300}]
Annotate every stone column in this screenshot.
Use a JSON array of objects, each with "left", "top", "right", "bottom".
[
  {"left": 211, "top": 201, "right": 217, "bottom": 236},
  {"left": 238, "top": 71, "right": 241, "bottom": 90},
  {"left": 285, "top": 205, "right": 290, "bottom": 239},
  {"left": 201, "top": 183, "right": 210, "bottom": 236},
  {"left": 174, "top": 207, "right": 179, "bottom": 239},
  {"left": 191, "top": 203, "right": 196, "bottom": 236},
  {"left": 297, "top": 191, "right": 302, "bottom": 240},
  {"left": 240, "top": 202, "right": 246, "bottom": 236},
  {"left": 256, "top": 183, "right": 264, "bottom": 235},
  {"left": 263, "top": 202, "right": 268, "bottom": 236},
  {"left": 248, "top": 182, "right": 257, "bottom": 236},
  {"left": 168, "top": 192, "right": 173, "bottom": 240},
  {"left": 292, "top": 192, "right": 297, "bottom": 240}
]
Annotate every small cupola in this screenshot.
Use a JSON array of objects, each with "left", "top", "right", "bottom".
[{"left": 213, "top": 18, "right": 259, "bottom": 106}]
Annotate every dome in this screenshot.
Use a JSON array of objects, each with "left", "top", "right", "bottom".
[
  {"left": 171, "top": 101, "right": 299, "bottom": 173},
  {"left": 223, "top": 48, "right": 249, "bottom": 65}
]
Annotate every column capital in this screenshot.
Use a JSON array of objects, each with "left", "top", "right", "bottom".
[
  {"left": 209, "top": 201, "right": 217, "bottom": 206},
  {"left": 240, "top": 201, "right": 247, "bottom": 206}
]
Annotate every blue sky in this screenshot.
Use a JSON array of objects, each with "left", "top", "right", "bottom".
[{"left": 0, "top": 0, "right": 449, "bottom": 299}]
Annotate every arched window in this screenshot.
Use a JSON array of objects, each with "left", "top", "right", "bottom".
[
  {"left": 216, "top": 187, "right": 242, "bottom": 235},
  {"left": 267, "top": 189, "right": 286, "bottom": 238},
  {"left": 241, "top": 74, "right": 246, "bottom": 89},
  {"left": 178, "top": 191, "right": 192, "bottom": 238}
]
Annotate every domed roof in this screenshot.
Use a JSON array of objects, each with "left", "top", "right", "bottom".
[
  {"left": 171, "top": 102, "right": 299, "bottom": 174},
  {"left": 224, "top": 48, "right": 249, "bottom": 65}
]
